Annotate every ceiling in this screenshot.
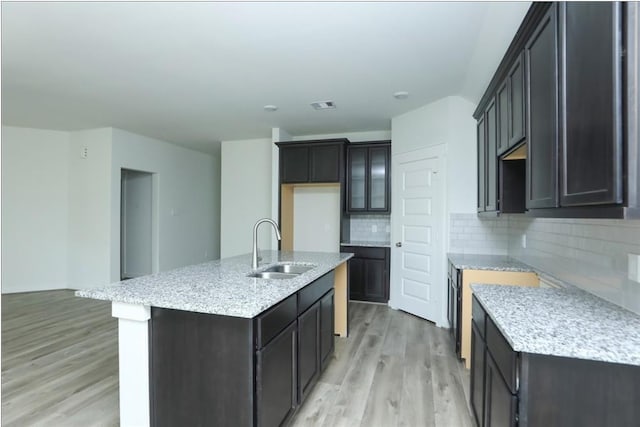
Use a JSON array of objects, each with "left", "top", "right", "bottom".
[{"left": 1, "top": 2, "right": 530, "bottom": 154}]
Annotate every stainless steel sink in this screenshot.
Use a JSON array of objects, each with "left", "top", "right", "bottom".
[
  {"left": 247, "top": 271, "right": 299, "bottom": 280},
  {"left": 262, "top": 264, "right": 315, "bottom": 274}
]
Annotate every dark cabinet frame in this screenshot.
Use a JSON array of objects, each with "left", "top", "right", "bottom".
[{"left": 346, "top": 141, "right": 391, "bottom": 214}]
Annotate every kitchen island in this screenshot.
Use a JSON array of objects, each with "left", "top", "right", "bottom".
[{"left": 77, "top": 250, "right": 353, "bottom": 427}]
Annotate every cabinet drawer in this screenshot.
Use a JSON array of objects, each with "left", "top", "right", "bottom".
[
  {"left": 344, "top": 246, "right": 387, "bottom": 260},
  {"left": 255, "top": 294, "right": 297, "bottom": 349},
  {"left": 472, "top": 296, "right": 486, "bottom": 339},
  {"left": 486, "top": 316, "right": 518, "bottom": 394},
  {"left": 299, "top": 271, "right": 334, "bottom": 314}
]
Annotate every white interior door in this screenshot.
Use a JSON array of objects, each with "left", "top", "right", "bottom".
[{"left": 389, "top": 146, "right": 445, "bottom": 325}]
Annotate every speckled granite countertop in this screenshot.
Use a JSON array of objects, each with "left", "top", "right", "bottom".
[
  {"left": 341, "top": 241, "right": 391, "bottom": 248},
  {"left": 448, "top": 253, "right": 534, "bottom": 272},
  {"left": 472, "top": 284, "right": 640, "bottom": 366},
  {"left": 76, "top": 250, "right": 352, "bottom": 318}
]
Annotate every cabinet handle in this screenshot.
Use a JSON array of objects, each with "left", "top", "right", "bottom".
[{"left": 395, "top": 242, "right": 402, "bottom": 247}]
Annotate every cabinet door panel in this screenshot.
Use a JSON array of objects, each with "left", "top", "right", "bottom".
[
  {"left": 486, "top": 100, "right": 498, "bottom": 212},
  {"left": 298, "top": 302, "right": 320, "bottom": 403},
  {"left": 470, "top": 322, "right": 485, "bottom": 427},
  {"left": 526, "top": 5, "right": 559, "bottom": 209},
  {"left": 348, "top": 257, "right": 365, "bottom": 300},
  {"left": 281, "top": 147, "right": 309, "bottom": 183},
  {"left": 484, "top": 354, "right": 517, "bottom": 427},
  {"left": 497, "top": 81, "right": 510, "bottom": 155},
  {"left": 256, "top": 321, "right": 297, "bottom": 427},
  {"left": 310, "top": 145, "right": 341, "bottom": 182},
  {"left": 364, "top": 258, "right": 387, "bottom": 303},
  {"left": 319, "top": 290, "right": 335, "bottom": 371},
  {"left": 560, "top": 2, "right": 622, "bottom": 206},
  {"left": 477, "top": 116, "right": 486, "bottom": 212},
  {"left": 348, "top": 147, "right": 367, "bottom": 211},
  {"left": 369, "top": 146, "right": 390, "bottom": 211},
  {"left": 509, "top": 53, "right": 526, "bottom": 147}
]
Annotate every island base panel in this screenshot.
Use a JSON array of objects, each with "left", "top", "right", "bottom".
[{"left": 334, "top": 262, "right": 348, "bottom": 337}]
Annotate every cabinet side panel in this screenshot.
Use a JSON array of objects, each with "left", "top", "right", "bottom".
[
  {"left": 150, "top": 308, "right": 253, "bottom": 427},
  {"left": 460, "top": 271, "right": 538, "bottom": 368},
  {"left": 520, "top": 353, "right": 640, "bottom": 427}
]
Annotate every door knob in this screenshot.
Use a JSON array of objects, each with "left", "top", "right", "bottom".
[{"left": 395, "top": 242, "right": 402, "bottom": 247}]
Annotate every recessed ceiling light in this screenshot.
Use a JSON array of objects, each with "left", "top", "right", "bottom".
[
  {"left": 311, "top": 101, "right": 336, "bottom": 110},
  {"left": 393, "top": 91, "right": 409, "bottom": 100},
  {"left": 264, "top": 105, "right": 278, "bottom": 112}
]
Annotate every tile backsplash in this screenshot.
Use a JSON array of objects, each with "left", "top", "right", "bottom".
[
  {"left": 506, "top": 215, "right": 640, "bottom": 314},
  {"left": 349, "top": 214, "right": 390, "bottom": 242},
  {"left": 449, "top": 213, "right": 509, "bottom": 255},
  {"left": 449, "top": 212, "right": 640, "bottom": 314}
]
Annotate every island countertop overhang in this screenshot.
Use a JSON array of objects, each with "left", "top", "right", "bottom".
[{"left": 76, "top": 250, "right": 353, "bottom": 318}]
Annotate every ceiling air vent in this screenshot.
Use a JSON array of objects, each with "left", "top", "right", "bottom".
[{"left": 310, "top": 100, "right": 336, "bottom": 110}]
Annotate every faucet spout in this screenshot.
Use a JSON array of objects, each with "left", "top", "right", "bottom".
[{"left": 251, "top": 218, "right": 282, "bottom": 270}]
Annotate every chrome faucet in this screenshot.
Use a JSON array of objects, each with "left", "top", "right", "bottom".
[{"left": 251, "top": 218, "right": 282, "bottom": 270}]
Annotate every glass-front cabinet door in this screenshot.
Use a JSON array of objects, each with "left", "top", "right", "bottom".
[
  {"left": 369, "top": 146, "right": 389, "bottom": 211},
  {"left": 348, "top": 147, "right": 367, "bottom": 211},
  {"left": 347, "top": 143, "right": 390, "bottom": 213}
]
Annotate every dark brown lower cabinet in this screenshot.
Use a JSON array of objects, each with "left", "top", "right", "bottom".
[
  {"left": 257, "top": 321, "right": 297, "bottom": 427},
  {"left": 150, "top": 272, "right": 336, "bottom": 427},
  {"left": 343, "top": 245, "right": 390, "bottom": 303},
  {"left": 471, "top": 295, "right": 640, "bottom": 427}
]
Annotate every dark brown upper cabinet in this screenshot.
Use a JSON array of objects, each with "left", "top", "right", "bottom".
[
  {"left": 474, "top": 2, "right": 639, "bottom": 218},
  {"left": 526, "top": 3, "right": 560, "bottom": 210},
  {"left": 498, "top": 52, "right": 526, "bottom": 156},
  {"left": 477, "top": 99, "right": 499, "bottom": 213},
  {"left": 559, "top": 2, "right": 623, "bottom": 207},
  {"left": 277, "top": 139, "right": 347, "bottom": 184},
  {"left": 346, "top": 141, "right": 390, "bottom": 213}
]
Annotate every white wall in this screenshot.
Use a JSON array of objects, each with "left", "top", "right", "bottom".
[
  {"left": 110, "top": 128, "right": 219, "bottom": 283},
  {"left": 68, "top": 128, "right": 113, "bottom": 289},
  {"left": 293, "top": 186, "right": 340, "bottom": 252},
  {"left": 291, "top": 130, "right": 391, "bottom": 142},
  {"left": 2, "top": 125, "right": 220, "bottom": 292},
  {"left": 392, "top": 96, "right": 477, "bottom": 215},
  {"left": 1, "top": 126, "right": 71, "bottom": 293},
  {"left": 220, "top": 137, "right": 273, "bottom": 258}
]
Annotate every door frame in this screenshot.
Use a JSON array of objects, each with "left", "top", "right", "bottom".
[
  {"left": 389, "top": 144, "right": 448, "bottom": 327},
  {"left": 120, "top": 168, "right": 159, "bottom": 280}
]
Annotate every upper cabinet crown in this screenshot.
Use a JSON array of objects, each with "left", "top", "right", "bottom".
[
  {"left": 346, "top": 141, "right": 391, "bottom": 213},
  {"left": 474, "top": 1, "right": 640, "bottom": 219}
]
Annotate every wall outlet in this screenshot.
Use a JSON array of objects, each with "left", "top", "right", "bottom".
[
  {"left": 521, "top": 234, "right": 527, "bottom": 248},
  {"left": 81, "top": 146, "right": 88, "bottom": 159},
  {"left": 372, "top": 225, "right": 377, "bottom": 233},
  {"left": 629, "top": 254, "right": 640, "bottom": 283}
]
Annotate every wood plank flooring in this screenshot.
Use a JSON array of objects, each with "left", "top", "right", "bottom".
[{"left": 1, "top": 291, "right": 473, "bottom": 427}]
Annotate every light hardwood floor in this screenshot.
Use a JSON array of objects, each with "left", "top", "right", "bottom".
[{"left": 1, "top": 291, "right": 473, "bottom": 427}]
